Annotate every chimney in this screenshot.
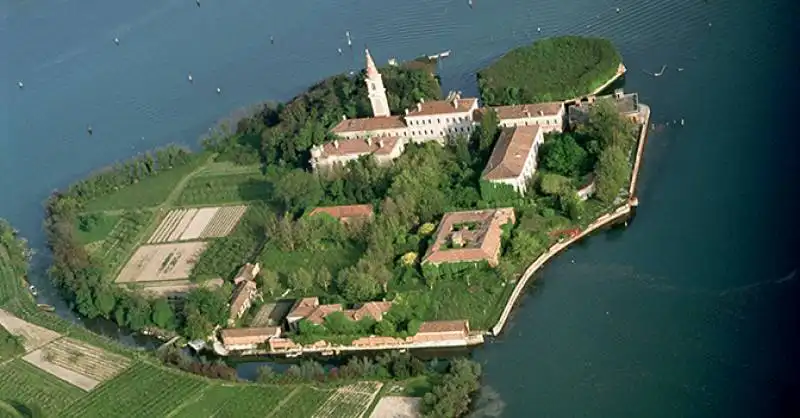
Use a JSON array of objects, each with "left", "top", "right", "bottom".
[
  {"left": 538, "top": 110, "right": 544, "bottom": 116},
  {"left": 614, "top": 88, "right": 624, "bottom": 99},
  {"left": 420, "top": 98, "right": 425, "bottom": 104},
  {"left": 342, "top": 114, "right": 347, "bottom": 121},
  {"left": 524, "top": 109, "right": 530, "bottom": 118},
  {"left": 416, "top": 102, "right": 422, "bottom": 112},
  {"left": 333, "top": 140, "right": 339, "bottom": 149},
  {"left": 378, "top": 139, "right": 384, "bottom": 148},
  {"left": 404, "top": 108, "right": 409, "bottom": 115},
  {"left": 366, "top": 137, "right": 372, "bottom": 146},
  {"left": 453, "top": 97, "right": 459, "bottom": 108}
]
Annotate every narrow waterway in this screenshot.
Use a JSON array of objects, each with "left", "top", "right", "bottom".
[{"left": 2, "top": 0, "right": 798, "bottom": 416}]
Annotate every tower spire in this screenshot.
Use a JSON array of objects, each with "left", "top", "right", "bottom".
[{"left": 365, "top": 49, "right": 379, "bottom": 78}]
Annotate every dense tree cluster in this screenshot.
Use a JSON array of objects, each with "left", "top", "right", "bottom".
[
  {"left": 290, "top": 303, "right": 423, "bottom": 345},
  {"left": 422, "top": 358, "right": 482, "bottom": 417},
  {"left": 477, "top": 36, "right": 622, "bottom": 105},
  {"left": 255, "top": 352, "right": 431, "bottom": 384}
]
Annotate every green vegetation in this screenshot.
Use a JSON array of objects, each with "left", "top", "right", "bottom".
[
  {"left": 88, "top": 209, "right": 152, "bottom": 271},
  {"left": 270, "top": 387, "right": 333, "bottom": 417},
  {"left": 175, "top": 170, "right": 270, "bottom": 206},
  {"left": 477, "top": 36, "right": 622, "bottom": 104},
  {"left": 422, "top": 358, "right": 482, "bottom": 418},
  {"left": 0, "top": 327, "right": 24, "bottom": 360},
  {"left": 61, "top": 362, "right": 207, "bottom": 418},
  {"left": 0, "top": 360, "right": 85, "bottom": 416},
  {"left": 75, "top": 213, "right": 120, "bottom": 245},
  {"left": 171, "top": 385, "right": 296, "bottom": 418}
]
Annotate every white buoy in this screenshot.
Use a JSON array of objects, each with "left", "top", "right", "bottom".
[
  {"left": 337, "top": 48, "right": 342, "bottom": 55},
  {"left": 616, "top": 7, "right": 620, "bottom": 13},
  {"left": 188, "top": 73, "right": 193, "bottom": 83},
  {"left": 216, "top": 87, "right": 221, "bottom": 94},
  {"left": 114, "top": 37, "right": 120, "bottom": 45},
  {"left": 537, "top": 27, "right": 541, "bottom": 32},
  {"left": 18, "top": 81, "right": 24, "bottom": 89},
  {"left": 680, "top": 118, "right": 685, "bottom": 126}
]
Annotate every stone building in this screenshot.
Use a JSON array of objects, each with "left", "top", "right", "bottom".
[
  {"left": 309, "top": 136, "right": 406, "bottom": 171},
  {"left": 422, "top": 208, "right": 516, "bottom": 267},
  {"left": 481, "top": 125, "right": 545, "bottom": 195},
  {"left": 568, "top": 89, "right": 641, "bottom": 127},
  {"left": 489, "top": 101, "right": 565, "bottom": 133}
]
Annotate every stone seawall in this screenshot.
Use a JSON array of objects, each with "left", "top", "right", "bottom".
[{"left": 489, "top": 103, "right": 651, "bottom": 337}]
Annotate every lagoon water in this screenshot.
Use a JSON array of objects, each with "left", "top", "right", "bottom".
[{"left": 2, "top": 0, "right": 798, "bottom": 416}]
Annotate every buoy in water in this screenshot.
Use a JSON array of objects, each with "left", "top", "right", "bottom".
[
  {"left": 196, "top": 0, "right": 200, "bottom": 7},
  {"left": 18, "top": 81, "right": 24, "bottom": 89},
  {"left": 537, "top": 27, "right": 541, "bottom": 32},
  {"left": 188, "top": 73, "right": 193, "bottom": 83},
  {"left": 616, "top": 7, "right": 620, "bottom": 13},
  {"left": 680, "top": 118, "right": 685, "bottom": 126},
  {"left": 270, "top": 36, "right": 274, "bottom": 45},
  {"left": 87, "top": 125, "right": 93, "bottom": 135},
  {"left": 114, "top": 37, "right": 120, "bottom": 45},
  {"left": 337, "top": 48, "right": 342, "bottom": 55},
  {"left": 216, "top": 87, "right": 221, "bottom": 94}
]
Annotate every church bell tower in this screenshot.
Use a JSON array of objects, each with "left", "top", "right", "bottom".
[{"left": 364, "top": 49, "right": 390, "bottom": 117}]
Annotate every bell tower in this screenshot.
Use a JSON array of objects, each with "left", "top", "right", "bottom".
[{"left": 365, "top": 49, "right": 390, "bottom": 117}]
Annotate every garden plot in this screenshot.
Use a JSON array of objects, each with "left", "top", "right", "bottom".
[
  {"left": 180, "top": 207, "right": 219, "bottom": 240},
  {"left": 0, "top": 308, "right": 61, "bottom": 352},
  {"left": 312, "top": 381, "right": 383, "bottom": 418},
  {"left": 198, "top": 205, "right": 247, "bottom": 238},
  {"left": 115, "top": 242, "right": 208, "bottom": 283},
  {"left": 139, "top": 278, "right": 224, "bottom": 298},
  {"left": 23, "top": 337, "right": 131, "bottom": 391},
  {"left": 147, "top": 208, "right": 197, "bottom": 243},
  {"left": 369, "top": 397, "right": 422, "bottom": 418}
]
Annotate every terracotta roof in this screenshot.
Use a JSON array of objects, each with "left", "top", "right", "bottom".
[
  {"left": 220, "top": 327, "right": 281, "bottom": 345},
  {"left": 417, "top": 320, "right": 469, "bottom": 334},
  {"left": 317, "top": 136, "right": 402, "bottom": 159},
  {"left": 406, "top": 97, "right": 478, "bottom": 117},
  {"left": 234, "top": 263, "right": 259, "bottom": 283},
  {"left": 309, "top": 204, "right": 374, "bottom": 220},
  {"left": 422, "top": 208, "right": 515, "bottom": 266},
  {"left": 331, "top": 116, "right": 406, "bottom": 134},
  {"left": 229, "top": 280, "right": 257, "bottom": 319},
  {"left": 349, "top": 301, "right": 393, "bottom": 321},
  {"left": 287, "top": 297, "right": 320, "bottom": 320},
  {"left": 482, "top": 126, "right": 541, "bottom": 180},
  {"left": 352, "top": 336, "right": 405, "bottom": 347},
  {"left": 305, "top": 304, "right": 344, "bottom": 325},
  {"left": 268, "top": 338, "right": 300, "bottom": 350},
  {"left": 491, "top": 102, "right": 563, "bottom": 120}
]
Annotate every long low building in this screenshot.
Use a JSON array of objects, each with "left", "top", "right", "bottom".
[
  {"left": 483, "top": 101, "right": 565, "bottom": 133},
  {"left": 310, "top": 136, "right": 406, "bottom": 171},
  {"left": 220, "top": 327, "right": 281, "bottom": 351},
  {"left": 481, "top": 125, "right": 545, "bottom": 195}
]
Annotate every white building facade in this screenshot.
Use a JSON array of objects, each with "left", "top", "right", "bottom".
[{"left": 481, "top": 125, "right": 545, "bottom": 195}]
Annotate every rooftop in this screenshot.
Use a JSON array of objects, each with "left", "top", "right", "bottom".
[
  {"left": 331, "top": 115, "right": 406, "bottom": 134},
  {"left": 482, "top": 126, "right": 542, "bottom": 180},
  {"left": 229, "top": 280, "right": 256, "bottom": 319},
  {"left": 417, "top": 320, "right": 470, "bottom": 334},
  {"left": 406, "top": 96, "right": 478, "bottom": 117},
  {"left": 220, "top": 327, "right": 281, "bottom": 345},
  {"left": 422, "top": 208, "right": 515, "bottom": 266},
  {"left": 491, "top": 102, "right": 563, "bottom": 120},
  {"left": 287, "top": 297, "right": 320, "bottom": 320},
  {"left": 569, "top": 89, "right": 639, "bottom": 122},
  {"left": 316, "top": 137, "right": 401, "bottom": 159},
  {"left": 309, "top": 204, "right": 374, "bottom": 220}
]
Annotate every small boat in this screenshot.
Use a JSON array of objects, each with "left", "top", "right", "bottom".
[
  {"left": 187, "top": 73, "right": 193, "bottom": 83},
  {"left": 37, "top": 304, "right": 55, "bottom": 312},
  {"left": 216, "top": 87, "right": 221, "bottom": 94},
  {"left": 387, "top": 58, "right": 398, "bottom": 66},
  {"left": 18, "top": 81, "right": 24, "bottom": 89},
  {"left": 29, "top": 285, "right": 38, "bottom": 296},
  {"left": 114, "top": 37, "right": 120, "bottom": 45},
  {"left": 427, "top": 50, "right": 451, "bottom": 60}
]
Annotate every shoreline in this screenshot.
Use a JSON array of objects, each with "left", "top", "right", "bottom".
[{"left": 489, "top": 103, "right": 651, "bottom": 337}]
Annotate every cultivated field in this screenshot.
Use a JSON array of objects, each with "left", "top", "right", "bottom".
[
  {"left": 89, "top": 210, "right": 152, "bottom": 271},
  {"left": 271, "top": 386, "right": 334, "bottom": 417},
  {"left": 0, "top": 359, "right": 85, "bottom": 416},
  {"left": 0, "top": 308, "right": 61, "bottom": 352},
  {"left": 147, "top": 205, "right": 247, "bottom": 243},
  {"left": 115, "top": 242, "right": 208, "bottom": 283},
  {"left": 312, "top": 382, "right": 384, "bottom": 418},
  {"left": 138, "top": 278, "right": 224, "bottom": 298},
  {"left": 171, "top": 384, "right": 295, "bottom": 418},
  {"left": 61, "top": 362, "right": 208, "bottom": 418},
  {"left": 369, "top": 396, "right": 422, "bottom": 418},
  {"left": 23, "top": 338, "right": 132, "bottom": 390},
  {"left": 176, "top": 172, "right": 272, "bottom": 206}
]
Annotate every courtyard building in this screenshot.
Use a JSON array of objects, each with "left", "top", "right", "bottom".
[
  {"left": 422, "top": 208, "right": 515, "bottom": 267},
  {"left": 568, "top": 88, "right": 641, "bottom": 127},
  {"left": 285, "top": 297, "right": 393, "bottom": 332},
  {"left": 481, "top": 125, "right": 545, "bottom": 195}
]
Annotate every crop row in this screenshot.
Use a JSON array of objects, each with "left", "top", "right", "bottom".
[
  {"left": 148, "top": 209, "right": 195, "bottom": 244},
  {"left": 41, "top": 338, "right": 131, "bottom": 382},
  {"left": 271, "top": 387, "right": 334, "bottom": 418},
  {"left": 172, "top": 384, "right": 294, "bottom": 418},
  {"left": 94, "top": 210, "right": 152, "bottom": 274},
  {"left": 311, "top": 382, "right": 382, "bottom": 418},
  {"left": 200, "top": 205, "right": 247, "bottom": 238},
  {"left": 0, "top": 359, "right": 85, "bottom": 416},
  {"left": 61, "top": 362, "right": 207, "bottom": 418}
]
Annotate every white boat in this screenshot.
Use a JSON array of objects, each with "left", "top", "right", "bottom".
[
  {"left": 29, "top": 285, "right": 38, "bottom": 296},
  {"left": 427, "top": 50, "right": 452, "bottom": 60}
]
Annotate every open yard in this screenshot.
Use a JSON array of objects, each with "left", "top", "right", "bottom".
[
  {"left": 171, "top": 384, "right": 295, "bottom": 418},
  {"left": 0, "top": 308, "right": 61, "bottom": 352},
  {"left": 75, "top": 213, "right": 120, "bottom": 245},
  {"left": 0, "top": 359, "right": 85, "bottom": 416},
  {"left": 369, "top": 397, "right": 422, "bottom": 418},
  {"left": 312, "top": 382, "right": 384, "bottom": 418},
  {"left": 82, "top": 159, "right": 206, "bottom": 212},
  {"left": 115, "top": 242, "right": 208, "bottom": 283},
  {"left": 176, "top": 172, "right": 272, "bottom": 206},
  {"left": 23, "top": 337, "right": 132, "bottom": 390},
  {"left": 61, "top": 362, "right": 208, "bottom": 418},
  {"left": 147, "top": 205, "right": 247, "bottom": 243}
]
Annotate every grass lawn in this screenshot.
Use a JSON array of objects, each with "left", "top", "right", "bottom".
[
  {"left": 258, "top": 243, "right": 363, "bottom": 296},
  {"left": 82, "top": 158, "right": 206, "bottom": 212},
  {"left": 74, "top": 213, "right": 120, "bottom": 245},
  {"left": 0, "top": 360, "right": 85, "bottom": 416},
  {"left": 175, "top": 172, "right": 272, "bottom": 206}
]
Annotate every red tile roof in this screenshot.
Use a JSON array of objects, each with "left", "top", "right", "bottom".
[
  {"left": 309, "top": 204, "right": 374, "bottom": 220},
  {"left": 482, "top": 126, "right": 541, "bottom": 180},
  {"left": 287, "top": 297, "right": 320, "bottom": 320},
  {"left": 417, "top": 320, "right": 469, "bottom": 334},
  {"left": 318, "top": 137, "right": 401, "bottom": 159},
  {"left": 422, "top": 208, "right": 515, "bottom": 266},
  {"left": 220, "top": 327, "right": 281, "bottom": 346},
  {"left": 229, "top": 280, "right": 256, "bottom": 319},
  {"left": 491, "top": 102, "right": 563, "bottom": 120},
  {"left": 331, "top": 116, "right": 406, "bottom": 134},
  {"left": 305, "top": 304, "right": 344, "bottom": 325},
  {"left": 406, "top": 97, "right": 478, "bottom": 117}
]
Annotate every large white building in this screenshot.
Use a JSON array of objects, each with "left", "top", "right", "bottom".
[
  {"left": 481, "top": 125, "right": 545, "bottom": 195},
  {"left": 489, "top": 102, "right": 565, "bottom": 133}
]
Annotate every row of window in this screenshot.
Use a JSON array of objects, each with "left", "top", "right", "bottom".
[
  {"left": 410, "top": 125, "right": 473, "bottom": 137},
  {"left": 408, "top": 115, "right": 470, "bottom": 126}
]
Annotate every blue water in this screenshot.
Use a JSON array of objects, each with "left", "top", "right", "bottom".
[{"left": 2, "top": 0, "right": 798, "bottom": 416}]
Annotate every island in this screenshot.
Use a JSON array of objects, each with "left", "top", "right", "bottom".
[{"left": 27, "top": 35, "right": 651, "bottom": 416}]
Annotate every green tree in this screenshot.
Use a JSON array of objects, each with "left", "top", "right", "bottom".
[
  {"left": 473, "top": 108, "right": 499, "bottom": 152},
  {"left": 151, "top": 298, "right": 176, "bottom": 329},
  {"left": 257, "top": 269, "right": 282, "bottom": 297},
  {"left": 539, "top": 134, "right": 589, "bottom": 177},
  {"left": 336, "top": 265, "right": 380, "bottom": 301},
  {"left": 287, "top": 268, "right": 314, "bottom": 294},
  {"left": 577, "top": 100, "right": 637, "bottom": 153},
  {"left": 92, "top": 286, "right": 116, "bottom": 319},
  {"left": 594, "top": 146, "right": 629, "bottom": 203},
  {"left": 272, "top": 170, "right": 323, "bottom": 214},
  {"left": 314, "top": 267, "right": 333, "bottom": 291},
  {"left": 539, "top": 173, "right": 571, "bottom": 196}
]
